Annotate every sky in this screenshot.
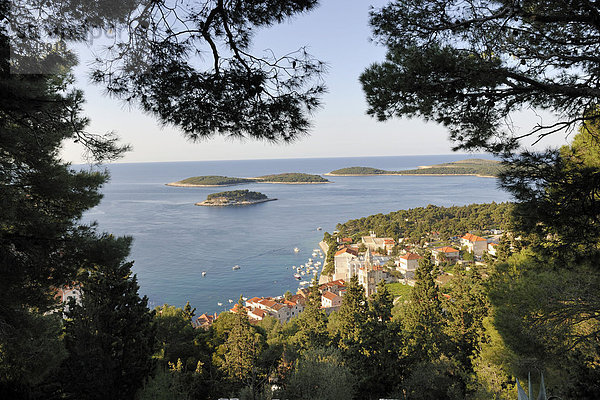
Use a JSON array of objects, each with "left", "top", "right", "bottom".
[{"left": 62, "top": 0, "right": 571, "bottom": 164}]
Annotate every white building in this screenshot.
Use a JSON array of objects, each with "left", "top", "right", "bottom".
[
  {"left": 431, "top": 246, "right": 460, "bottom": 265},
  {"left": 333, "top": 247, "right": 358, "bottom": 281},
  {"left": 398, "top": 252, "right": 422, "bottom": 273},
  {"left": 361, "top": 232, "right": 396, "bottom": 253},
  {"left": 460, "top": 233, "right": 488, "bottom": 256},
  {"left": 321, "top": 291, "right": 342, "bottom": 308}
]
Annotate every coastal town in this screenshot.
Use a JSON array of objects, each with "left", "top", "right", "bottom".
[
  {"left": 56, "top": 224, "right": 503, "bottom": 331},
  {"left": 56, "top": 226, "right": 503, "bottom": 332},
  {"left": 191, "top": 228, "right": 503, "bottom": 330}
]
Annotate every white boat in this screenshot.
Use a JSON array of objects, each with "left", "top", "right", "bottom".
[
  {"left": 294, "top": 273, "right": 301, "bottom": 280},
  {"left": 317, "top": 227, "right": 322, "bottom": 230},
  {"left": 294, "top": 247, "right": 300, "bottom": 253},
  {"left": 232, "top": 265, "right": 240, "bottom": 270},
  {"left": 217, "top": 302, "right": 223, "bottom": 306},
  {"left": 202, "top": 271, "right": 207, "bottom": 277},
  {"left": 299, "top": 281, "right": 310, "bottom": 285},
  {"left": 228, "top": 299, "right": 233, "bottom": 303},
  {"left": 312, "top": 253, "right": 317, "bottom": 257},
  {"left": 300, "top": 271, "right": 305, "bottom": 275},
  {"left": 313, "top": 249, "right": 319, "bottom": 252}
]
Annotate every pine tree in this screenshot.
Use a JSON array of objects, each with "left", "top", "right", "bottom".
[
  {"left": 292, "top": 275, "right": 328, "bottom": 351},
  {"left": 401, "top": 258, "right": 448, "bottom": 362},
  {"left": 221, "top": 297, "right": 264, "bottom": 396},
  {"left": 0, "top": 10, "right": 127, "bottom": 393},
  {"left": 58, "top": 235, "right": 155, "bottom": 400},
  {"left": 359, "top": 281, "right": 404, "bottom": 399},
  {"left": 183, "top": 301, "right": 196, "bottom": 322},
  {"left": 444, "top": 265, "right": 489, "bottom": 371},
  {"left": 335, "top": 275, "right": 368, "bottom": 348}
]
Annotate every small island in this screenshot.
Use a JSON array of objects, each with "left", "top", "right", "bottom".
[
  {"left": 166, "top": 176, "right": 254, "bottom": 187},
  {"left": 168, "top": 172, "right": 329, "bottom": 187},
  {"left": 253, "top": 173, "right": 329, "bottom": 184},
  {"left": 195, "top": 190, "right": 277, "bottom": 206},
  {"left": 326, "top": 159, "right": 502, "bottom": 178}
]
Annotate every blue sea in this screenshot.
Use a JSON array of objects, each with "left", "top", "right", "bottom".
[{"left": 83, "top": 155, "right": 510, "bottom": 314}]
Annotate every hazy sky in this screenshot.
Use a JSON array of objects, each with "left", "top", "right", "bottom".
[{"left": 62, "top": 1, "right": 570, "bottom": 164}]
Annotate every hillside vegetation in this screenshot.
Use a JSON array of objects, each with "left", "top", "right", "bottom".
[
  {"left": 256, "top": 173, "right": 329, "bottom": 183},
  {"left": 328, "top": 166, "right": 388, "bottom": 175},
  {"left": 170, "top": 176, "right": 253, "bottom": 186},
  {"left": 205, "top": 190, "right": 268, "bottom": 202},
  {"left": 400, "top": 158, "right": 503, "bottom": 176},
  {"left": 336, "top": 202, "right": 512, "bottom": 243},
  {"left": 169, "top": 173, "right": 328, "bottom": 186},
  {"left": 328, "top": 159, "right": 503, "bottom": 177}
]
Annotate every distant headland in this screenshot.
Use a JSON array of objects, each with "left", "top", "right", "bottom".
[
  {"left": 167, "top": 173, "right": 329, "bottom": 187},
  {"left": 195, "top": 190, "right": 277, "bottom": 206},
  {"left": 325, "top": 159, "right": 502, "bottom": 178}
]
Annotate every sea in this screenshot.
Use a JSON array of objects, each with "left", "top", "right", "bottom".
[{"left": 82, "top": 155, "right": 511, "bottom": 314}]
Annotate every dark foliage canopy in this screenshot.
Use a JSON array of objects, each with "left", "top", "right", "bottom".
[
  {"left": 8, "top": 0, "right": 326, "bottom": 143},
  {"left": 361, "top": 0, "right": 600, "bottom": 153}
]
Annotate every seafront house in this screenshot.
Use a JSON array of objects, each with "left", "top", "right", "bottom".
[
  {"left": 431, "top": 246, "right": 460, "bottom": 265},
  {"left": 244, "top": 295, "right": 305, "bottom": 323},
  {"left": 194, "top": 313, "right": 218, "bottom": 329},
  {"left": 333, "top": 247, "right": 358, "bottom": 281},
  {"left": 460, "top": 233, "right": 488, "bottom": 256},
  {"left": 248, "top": 308, "right": 267, "bottom": 321},
  {"left": 321, "top": 291, "right": 342, "bottom": 309}
]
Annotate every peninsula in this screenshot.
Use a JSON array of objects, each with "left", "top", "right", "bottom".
[
  {"left": 195, "top": 190, "right": 277, "bottom": 206},
  {"left": 326, "top": 158, "right": 502, "bottom": 178},
  {"left": 168, "top": 172, "right": 329, "bottom": 187}
]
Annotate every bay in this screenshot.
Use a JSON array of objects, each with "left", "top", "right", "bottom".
[{"left": 82, "top": 155, "right": 511, "bottom": 314}]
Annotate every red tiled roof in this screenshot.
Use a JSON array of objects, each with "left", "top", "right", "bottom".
[
  {"left": 271, "top": 303, "right": 286, "bottom": 311},
  {"left": 462, "top": 233, "right": 487, "bottom": 242},
  {"left": 196, "top": 313, "right": 215, "bottom": 324},
  {"left": 322, "top": 291, "right": 340, "bottom": 301},
  {"left": 383, "top": 239, "right": 395, "bottom": 244},
  {"left": 290, "top": 294, "right": 305, "bottom": 303},
  {"left": 259, "top": 299, "right": 277, "bottom": 308},
  {"left": 341, "top": 237, "right": 352, "bottom": 242},
  {"left": 250, "top": 308, "right": 267, "bottom": 318},
  {"left": 231, "top": 304, "right": 248, "bottom": 313},
  {"left": 247, "top": 297, "right": 261, "bottom": 303},
  {"left": 435, "top": 246, "right": 459, "bottom": 253},
  {"left": 335, "top": 248, "right": 358, "bottom": 257},
  {"left": 400, "top": 252, "right": 422, "bottom": 260}
]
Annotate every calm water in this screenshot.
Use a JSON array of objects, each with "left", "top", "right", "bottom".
[{"left": 83, "top": 155, "right": 510, "bottom": 314}]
